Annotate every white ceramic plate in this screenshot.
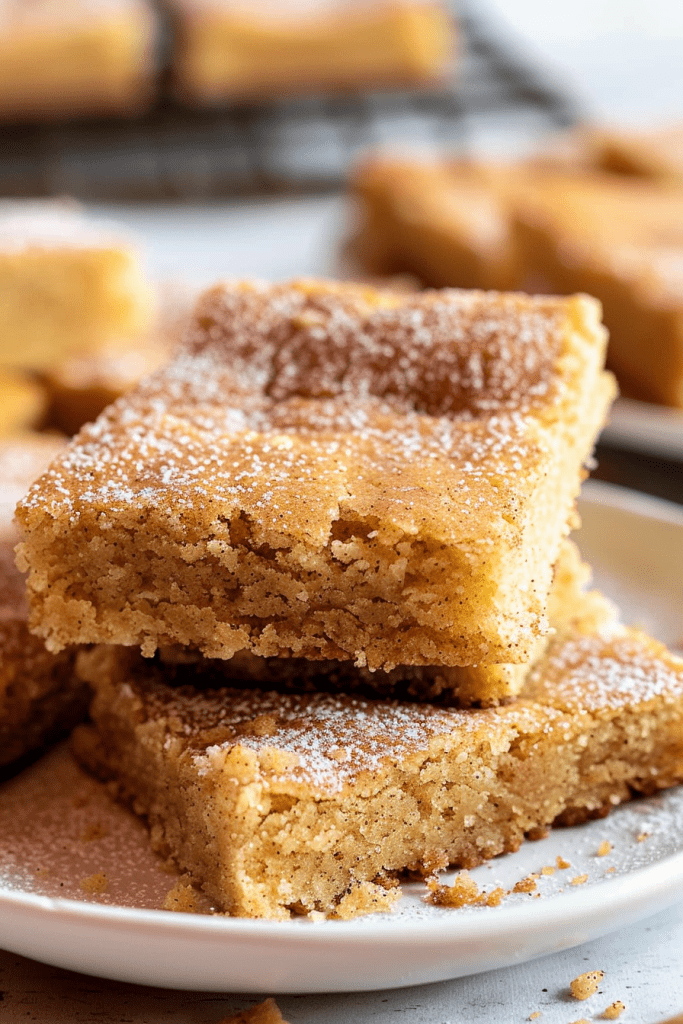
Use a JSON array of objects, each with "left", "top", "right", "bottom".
[
  {"left": 601, "top": 397, "right": 683, "bottom": 461},
  {"left": 0, "top": 480, "right": 682, "bottom": 995}
]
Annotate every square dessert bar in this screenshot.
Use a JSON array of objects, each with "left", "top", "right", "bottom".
[
  {"left": 0, "top": 0, "right": 156, "bottom": 121},
  {"left": 0, "top": 200, "right": 154, "bottom": 372},
  {"left": 17, "top": 280, "right": 614, "bottom": 677},
  {"left": 0, "top": 436, "right": 87, "bottom": 768},
  {"left": 349, "top": 156, "right": 518, "bottom": 292},
  {"left": 74, "top": 616, "right": 683, "bottom": 919},
  {"left": 169, "top": 0, "right": 453, "bottom": 106},
  {"left": 511, "top": 174, "right": 683, "bottom": 407}
]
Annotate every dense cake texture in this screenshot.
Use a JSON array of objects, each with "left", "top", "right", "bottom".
[
  {"left": 169, "top": 0, "right": 453, "bottom": 105},
  {"left": 16, "top": 280, "right": 614, "bottom": 677},
  {"left": 0, "top": 436, "right": 87, "bottom": 768},
  {"left": 0, "top": 0, "right": 156, "bottom": 121},
  {"left": 155, "top": 538, "right": 616, "bottom": 707},
  {"left": 0, "top": 200, "right": 154, "bottom": 371},
  {"left": 73, "top": 615, "right": 683, "bottom": 919}
]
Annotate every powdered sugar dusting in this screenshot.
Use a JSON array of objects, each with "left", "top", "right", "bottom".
[
  {"left": 526, "top": 628, "right": 683, "bottom": 713},
  {"left": 17, "top": 281, "right": 587, "bottom": 545},
  {"left": 138, "top": 678, "right": 496, "bottom": 794}
]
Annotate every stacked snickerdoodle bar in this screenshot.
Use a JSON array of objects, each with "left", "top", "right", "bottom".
[{"left": 14, "top": 279, "right": 683, "bottom": 918}]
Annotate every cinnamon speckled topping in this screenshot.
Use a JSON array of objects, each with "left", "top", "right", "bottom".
[
  {"left": 133, "top": 676, "right": 511, "bottom": 793},
  {"left": 106, "top": 625, "right": 683, "bottom": 795},
  {"left": 526, "top": 630, "right": 683, "bottom": 713},
  {"left": 184, "top": 281, "right": 564, "bottom": 416},
  {"left": 19, "top": 281, "right": 601, "bottom": 545}
]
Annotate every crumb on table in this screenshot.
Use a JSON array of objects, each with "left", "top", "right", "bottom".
[
  {"left": 597, "top": 840, "right": 612, "bottom": 857},
  {"left": 571, "top": 874, "right": 588, "bottom": 885},
  {"left": 556, "top": 856, "right": 571, "bottom": 869},
  {"left": 570, "top": 970, "right": 605, "bottom": 1000},
  {"left": 603, "top": 1001, "right": 626, "bottom": 1019}
]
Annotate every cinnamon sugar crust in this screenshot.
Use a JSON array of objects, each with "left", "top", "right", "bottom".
[
  {"left": 349, "top": 153, "right": 683, "bottom": 409},
  {"left": 73, "top": 619, "right": 683, "bottom": 919},
  {"left": 17, "top": 280, "right": 614, "bottom": 677}
]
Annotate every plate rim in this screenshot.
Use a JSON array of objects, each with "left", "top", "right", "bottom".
[{"left": 0, "top": 831, "right": 683, "bottom": 945}]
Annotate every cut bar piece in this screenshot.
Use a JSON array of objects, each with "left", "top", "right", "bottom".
[
  {"left": 0, "top": 436, "right": 87, "bottom": 769},
  {"left": 73, "top": 618, "right": 683, "bottom": 919},
  {"left": 511, "top": 174, "right": 683, "bottom": 407},
  {"left": 169, "top": 1, "right": 454, "bottom": 106},
  {"left": 0, "top": 0, "right": 156, "bottom": 122},
  {"left": 0, "top": 200, "right": 154, "bottom": 371},
  {"left": 0, "top": 541, "right": 85, "bottom": 769},
  {"left": 17, "top": 280, "right": 615, "bottom": 677},
  {"left": 348, "top": 156, "right": 518, "bottom": 291}
]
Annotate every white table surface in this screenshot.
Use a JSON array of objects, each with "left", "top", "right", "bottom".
[
  {"left": 476, "top": 0, "right": 683, "bottom": 124},
  {"left": 1, "top": 902, "right": 682, "bottom": 1022}
]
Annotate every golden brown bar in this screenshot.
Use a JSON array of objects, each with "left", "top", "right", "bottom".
[
  {"left": 0, "top": 0, "right": 156, "bottom": 121},
  {"left": 74, "top": 617, "right": 683, "bottom": 919},
  {"left": 0, "top": 200, "right": 154, "bottom": 371},
  {"left": 17, "top": 280, "right": 614, "bottom": 685},
  {"left": 511, "top": 173, "right": 683, "bottom": 407},
  {"left": 169, "top": 0, "right": 454, "bottom": 105}
]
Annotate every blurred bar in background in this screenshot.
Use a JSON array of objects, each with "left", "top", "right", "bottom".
[{"left": 0, "top": 1, "right": 578, "bottom": 200}]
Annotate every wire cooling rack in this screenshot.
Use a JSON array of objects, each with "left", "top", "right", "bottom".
[{"left": 0, "top": 2, "right": 580, "bottom": 200}]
